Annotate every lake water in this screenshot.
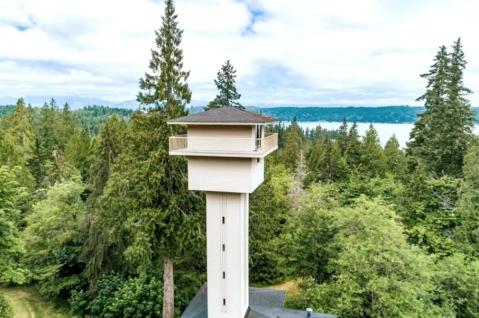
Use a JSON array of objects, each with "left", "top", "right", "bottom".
[{"left": 285, "top": 122, "right": 479, "bottom": 148}]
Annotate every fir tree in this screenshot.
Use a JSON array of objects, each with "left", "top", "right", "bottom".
[
  {"left": 407, "top": 40, "right": 475, "bottom": 177},
  {"left": 360, "top": 124, "right": 387, "bottom": 178},
  {"left": 59, "top": 103, "right": 76, "bottom": 150},
  {"left": 345, "top": 121, "right": 362, "bottom": 168},
  {"left": 282, "top": 120, "right": 302, "bottom": 171},
  {"left": 337, "top": 116, "right": 349, "bottom": 155},
  {"left": 65, "top": 127, "right": 93, "bottom": 182},
  {"left": 204, "top": 60, "right": 244, "bottom": 111},
  {"left": 137, "top": 0, "right": 192, "bottom": 119},
  {"left": 384, "top": 135, "right": 407, "bottom": 176},
  {"left": 135, "top": 1, "right": 200, "bottom": 315},
  {"left": 318, "top": 140, "right": 345, "bottom": 182},
  {"left": 456, "top": 143, "right": 479, "bottom": 257}
]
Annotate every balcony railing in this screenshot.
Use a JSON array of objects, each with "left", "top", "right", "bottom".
[{"left": 169, "top": 133, "right": 278, "bottom": 156}]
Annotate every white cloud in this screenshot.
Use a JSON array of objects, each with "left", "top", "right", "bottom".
[{"left": 0, "top": 0, "right": 478, "bottom": 106}]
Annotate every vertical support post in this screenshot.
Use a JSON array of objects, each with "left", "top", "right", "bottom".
[{"left": 207, "top": 192, "right": 249, "bottom": 318}]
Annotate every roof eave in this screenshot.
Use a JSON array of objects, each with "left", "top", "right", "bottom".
[{"left": 167, "top": 121, "right": 279, "bottom": 125}]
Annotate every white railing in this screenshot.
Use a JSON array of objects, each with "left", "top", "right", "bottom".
[{"left": 169, "top": 133, "right": 278, "bottom": 155}]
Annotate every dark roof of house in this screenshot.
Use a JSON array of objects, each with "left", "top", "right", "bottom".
[
  {"left": 180, "top": 283, "right": 336, "bottom": 318},
  {"left": 168, "top": 107, "right": 278, "bottom": 124}
]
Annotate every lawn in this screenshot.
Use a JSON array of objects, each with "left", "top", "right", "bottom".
[{"left": 0, "top": 286, "right": 73, "bottom": 318}]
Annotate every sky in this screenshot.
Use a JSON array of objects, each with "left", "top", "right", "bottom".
[{"left": 1, "top": 0, "right": 478, "bottom": 107}]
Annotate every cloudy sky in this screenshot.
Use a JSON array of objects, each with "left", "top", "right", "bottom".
[{"left": 0, "top": 0, "right": 478, "bottom": 107}]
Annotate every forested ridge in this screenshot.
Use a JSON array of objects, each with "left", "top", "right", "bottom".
[
  {"left": 3, "top": 105, "right": 479, "bottom": 128},
  {"left": 1, "top": 1, "right": 479, "bottom": 318}
]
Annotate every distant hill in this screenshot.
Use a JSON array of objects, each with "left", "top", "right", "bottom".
[
  {"left": 0, "top": 96, "right": 215, "bottom": 110},
  {"left": 1, "top": 103, "right": 478, "bottom": 125}
]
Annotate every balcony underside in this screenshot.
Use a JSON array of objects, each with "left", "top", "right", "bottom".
[{"left": 169, "top": 146, "right": 278, "bottom": 158}]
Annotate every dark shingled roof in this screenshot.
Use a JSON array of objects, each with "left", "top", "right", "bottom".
[
  {"left": 168, "top": 107, "right": 278, "bottom": 124},
  {"left": 180, "top": 283, "right": 336, "bottom": 318}
]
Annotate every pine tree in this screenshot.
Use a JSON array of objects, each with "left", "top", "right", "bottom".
[
  {"left": 137, "top": 0, "right": 191, "bottom": 120},
  {"left": 360, "top": 124, "right": 387, "bottom": 178},
  {"left": 337, "top": 116, "right": 349, "bottom": 155},
  {"left": 204, "top": 60, "right": 244, "bottom": 111},
  {"left": 384, "top": 135, "right": 407, "bottom": 176}
]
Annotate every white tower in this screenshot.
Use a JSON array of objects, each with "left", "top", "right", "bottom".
[{"left": 168, "top": 107, "right": 278, "bottom": 318}]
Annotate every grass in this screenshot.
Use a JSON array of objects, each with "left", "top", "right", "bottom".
[{"left": 0, "top": 286, "right": 75, "bottom": 318}]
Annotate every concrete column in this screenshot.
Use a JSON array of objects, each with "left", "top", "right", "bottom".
[{"left": 206, "top": 192, "right": 249, "bottom": 318}]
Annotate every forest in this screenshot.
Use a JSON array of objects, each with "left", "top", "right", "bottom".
[{"left": 1, "top": 0, "right": 479, "bottom": 318}]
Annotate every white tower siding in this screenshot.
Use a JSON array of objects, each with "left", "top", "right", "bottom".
[
  {"left": 188, "top": 157, "right": 264, "bottom": 193},
  {"left": 207, "top": 192, "right": 249, "bottom": 318}
]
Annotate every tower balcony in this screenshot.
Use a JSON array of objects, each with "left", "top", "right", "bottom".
[{"left": 169, "top": 133, "right": 278, "bottom": 158}]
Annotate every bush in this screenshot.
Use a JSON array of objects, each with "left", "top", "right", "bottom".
[
  {"left": 87, "top": 274, "right": 191, "bottom": 318},
  {"left": 0, "top": 293, "right": 14, "bottom": 318}
]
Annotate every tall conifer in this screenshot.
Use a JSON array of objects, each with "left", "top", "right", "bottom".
[
  {"left": 204, "top": 60, "right": 244, "bottom": 111},
  {"left": 135, "top": 1, "right": 201, "bottom": 316}
]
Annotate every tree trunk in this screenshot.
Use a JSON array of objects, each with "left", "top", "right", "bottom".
[{"left": 163, "top": 254, "right": 175, "bottom": 318}]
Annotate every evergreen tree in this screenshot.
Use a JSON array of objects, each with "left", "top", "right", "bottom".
[
  {"left": 360, "top": 124, "right": 387, "bottom": 178},
  {"left": 337, "top": 116, "right": 349, "bottom": 155},
  {"left": 87, "top": 115, "right": 128, "bottom": 205},
  {"left": 0, "top": 98, "right": 36, "bottom": 189},
  {"left": 408, "top": 41, "right": 475, "bottom": 177},
  {"left": 345, "top": 121, "right": 361, "bottom": 168},
  {"left": 456, "top": 143, "right": 479, "bottom": 257},
  {"left": 59, "top": 103, "right": 76, "bottom": 150},
  {"left": 0, "top": 166, "right": 28, "bottom": 285},
  {"left": 384, "top": 135, "right": 407, "bottom": 176},
  {"left": 204, "top": 60, "right": 244, "bottom": 111},
  {"left": 97, "top": 113, "right": 206, "bottom": 318},
  {"left": 137, "top": 0, "right": 192, "bottom": 119},
  {"left": 249, "top": 161, "right": 291, "bottom": 284},
  {"left": 37, "top": 99, "right": 60, "bottom": 157},
  {"left": 282, "top": 120, "right": 302, "bottom": 171},
  {"left": 65, "top": 127, "right": 93, "bottom": 182},
  {"left": 318, "top": 140, "right": 347, "bottom": 182}
]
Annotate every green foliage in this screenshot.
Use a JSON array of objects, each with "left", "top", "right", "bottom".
[
  {"left": 317, "top": 140, "right": 349, "bottom": 182},
  {"left": 456, "top": 143, "right": 479, "bottom": 257},
  {"left": 22, "top": 179, "right": 87, "bottom": 297},
  {"left": 360, "top": 124, "right": 387, "bottom": 178},
  {"left": 65, "top": 127, "right": 94, "bottom": 182},
  {"left": 74, "top": 105, "right": 133, "bottom": 135},
  {"left": 96, "top": 111, "right": 205, "bottom": 279},
  {"left": 0, "top": 293, "right": 14, "bottom": 318},
  {"left": 384, "top": 134, "right": 407, "bottom": 176},
  {"left": 398, "top": 166, "right": 459, "bottom": 256},
  {"left": 408, "top": 39, "right": 476, "bottom": 177},
  {"left": 82, "top": 274, "right": 190, "bottom": 318},
  {"left": 286, "top": 197, "right": 451, "bottom": 318},
  {"left": 0, "top": 166, "right": 28, "bottom": 285},
  {"left": 250, "top": 161, "right": 291, "bottom": 284},
  {"left": 205, "top": 60, "right": 244, "bottom": 110},
  {"left": 137, "top": 0, "right": 191, "bottom": 118},
  {"left": 281, "top": 120, "right": 303, "bottom": 171},
  {"left": 434, "top": 254, "right": 479, "bottom": 318}
]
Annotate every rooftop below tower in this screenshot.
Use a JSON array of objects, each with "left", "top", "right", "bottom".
[{"left": 180, "top": 283, "right": 337, "bottom": 318}]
